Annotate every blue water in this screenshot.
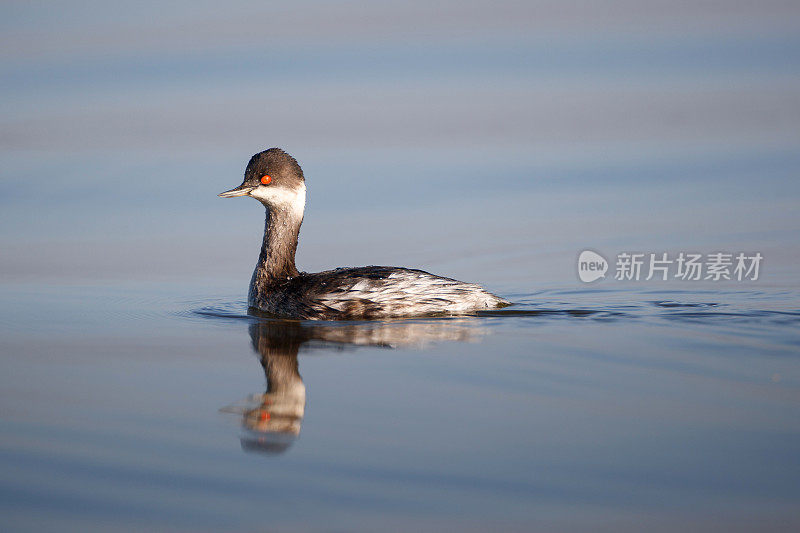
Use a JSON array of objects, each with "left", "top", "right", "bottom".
[
  {"left": 1, "top": 283, "right": 798, "bottom": 531},
  {"left": 2, "top": 2, "right": 800, "bottom": 531}
]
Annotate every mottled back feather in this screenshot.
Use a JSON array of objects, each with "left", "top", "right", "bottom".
[{"left": 250, "top": 266, "right": 509, "bottom": 320}]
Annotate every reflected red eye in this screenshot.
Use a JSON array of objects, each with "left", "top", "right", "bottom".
[{"left": 261, "top": 175, "right": 272, "bottom": 185}]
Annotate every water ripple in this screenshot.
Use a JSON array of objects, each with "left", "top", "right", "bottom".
[{"left": 185, "top": 290, "right": 800, "bottom": 333}]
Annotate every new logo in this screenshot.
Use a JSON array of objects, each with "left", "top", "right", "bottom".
[{"left": 578, "top": 250, "right": 608, "bottom": 283}]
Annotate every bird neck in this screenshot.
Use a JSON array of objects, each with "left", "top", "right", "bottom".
[
  {"left": 252, "top": 204, "right": 303, "bottom": 285},
  {"left": 251, "top": 322, "right": 306, "bottom": 400},
  {"left": 261, "top": 352, "right": 304, "bottom": 396}
]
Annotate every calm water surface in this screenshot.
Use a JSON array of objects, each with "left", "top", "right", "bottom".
[
  {"left": 1, "top": 279, "right": 798, "bottom": 532},
  {"left": 2, "top": 1, "right": 800, "bottom": 531}
]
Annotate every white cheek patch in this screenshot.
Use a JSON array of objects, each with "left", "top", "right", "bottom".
[{"left": 251, "top": 182, "right": 306, "bottom": 218}]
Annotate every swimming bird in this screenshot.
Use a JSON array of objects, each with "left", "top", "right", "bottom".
[{"left": 219, "top": 148, "right": 509, "bottom": 319}]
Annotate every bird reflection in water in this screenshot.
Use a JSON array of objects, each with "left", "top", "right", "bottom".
[{"left": 223, "top": 317, "right": 487, "bottom": 455}]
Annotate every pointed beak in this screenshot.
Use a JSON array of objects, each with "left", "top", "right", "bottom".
[{"left": 218, "top": 184, "right": 254, "bottom": 198}]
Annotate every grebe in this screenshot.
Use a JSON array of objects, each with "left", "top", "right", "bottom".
[{"left": 219, "top": 148, "right": 509, "bottom": 319}]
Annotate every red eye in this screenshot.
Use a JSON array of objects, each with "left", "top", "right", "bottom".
[{"left": 261, "top": 175, "right": 272, "bottom": 185}]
